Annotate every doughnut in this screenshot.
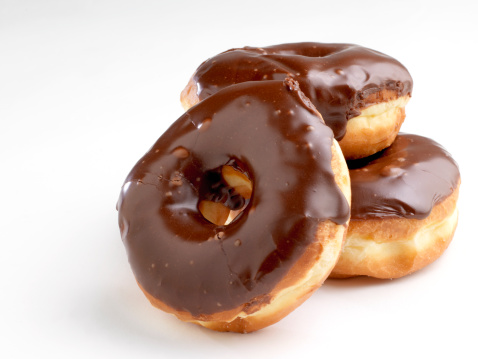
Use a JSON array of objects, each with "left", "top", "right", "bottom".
[
  {"left": 181, "top": 42, "right": 413, "bottom": 160},
  {"left": 330, "top": 134, "right": 460, "bottom": 279},
  {"left": 118, "top": 78, "right": 351, "bottom": 333}
]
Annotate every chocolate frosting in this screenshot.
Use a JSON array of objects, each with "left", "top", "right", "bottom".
[
  {"left": 118, "top": 79, "right": 349, "bottom": 316},
  {"left": 189, "top": 42, "right": 413, "bottom": 140},
  {"left": 348, "top": 134, "right": 460, "bottom": 220}
]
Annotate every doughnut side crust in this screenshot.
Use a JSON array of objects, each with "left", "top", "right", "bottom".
[
  {"left": 330, "top": 185, "right": 459, "bottom": 279},
  {"left": 140, "top": 140, "right": 351, "bottom": 333},
  {"left": 339, "top": 95, "right": 410, "bottom": 160}
]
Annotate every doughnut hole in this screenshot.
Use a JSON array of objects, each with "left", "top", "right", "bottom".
[{"left": 198, "top": 165, "right": 253, "bottom": 226}]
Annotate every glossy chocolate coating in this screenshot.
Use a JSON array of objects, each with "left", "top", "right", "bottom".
[
  {"left": 118, "top": 79, "right": 349, "bottom": 316},
  {"left": 189, "top": 42, "right": 413, "bottom": 140},
  {"left": 348, "top": 134, "right": 459, "bottom": 220}
]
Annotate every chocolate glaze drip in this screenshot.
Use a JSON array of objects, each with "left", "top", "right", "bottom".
[
  {"left": 118, "top": 79, "right": 349, "bottom": 316},
  {"left": 348, "top": 134, "right": 459, "bottom": 220},
  {"left": 190, "top": 42, "right": 413, "bottom": 140}
]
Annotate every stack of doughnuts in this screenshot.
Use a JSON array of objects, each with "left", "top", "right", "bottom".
[{"left": 118, "top": 42, "right": 460, "bottom": 333}]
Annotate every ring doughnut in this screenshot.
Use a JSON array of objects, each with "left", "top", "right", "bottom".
[
  {"left": 181, "top": 42, "right": 413, "bottom": 159},
  {"left": 118, "top": 78, "right": 351, "bottom": 332},
  {"left": 330, "top": 134, "right": 460, "bottom": 279}
]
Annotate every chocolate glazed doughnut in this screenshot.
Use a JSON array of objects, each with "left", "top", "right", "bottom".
[
  {"left": 118, "top": 79, "right": 351, "bottom": 333},
  {"left": 181, "top": 42, "right": 413, "bottom": 159},
  {"left": 330, "top": 134, "right": 460, "bottom": 279}
]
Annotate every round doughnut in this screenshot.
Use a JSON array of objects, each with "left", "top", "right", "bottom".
[
  {"left": 118, "top": 78, "right": 351, "bottom": 333},
  {"left": 181, "top": 42, "right": 413, "bottom": 160},
  {"left": 330, "top": 134, "right": 460, "bottom": 279}
]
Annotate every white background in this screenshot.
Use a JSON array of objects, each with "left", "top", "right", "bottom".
[{"left": 2, "top": 0, "right": 477, "bottom": 358}]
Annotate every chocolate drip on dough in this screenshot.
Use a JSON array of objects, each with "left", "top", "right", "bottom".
[
  {"left": 348, "top": 134, "right": 459, "bottom": 220},
  {"left": 118, "top": 79, "right": 349, "bottom": 316},
  {"left": 191, "top": 42, "right": 413, "bottom": 140}
]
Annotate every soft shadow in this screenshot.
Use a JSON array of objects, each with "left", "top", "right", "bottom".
[
  {"left": 88, "top": 283, "right": 208, "bottom": 348},
  {"left": 323, "top": 258, "right": 444, "bottom": 289},
  {"left": 324, "top": 275, "right": 397, "bottom": 289},
  {"left": 88, "top": 282, "right": 277, "bottom": 351}
]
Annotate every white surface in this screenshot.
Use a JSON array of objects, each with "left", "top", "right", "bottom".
[{"left": 1, "top": 0, "right": 477, "bottom": 358}]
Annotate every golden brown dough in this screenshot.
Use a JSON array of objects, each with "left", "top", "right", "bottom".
[
  {"left": 330, "top": 134, "right": 460, "bottom": 279},
  {"left": 330, "top": 187, "right": 459, "bottom": 279}
]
